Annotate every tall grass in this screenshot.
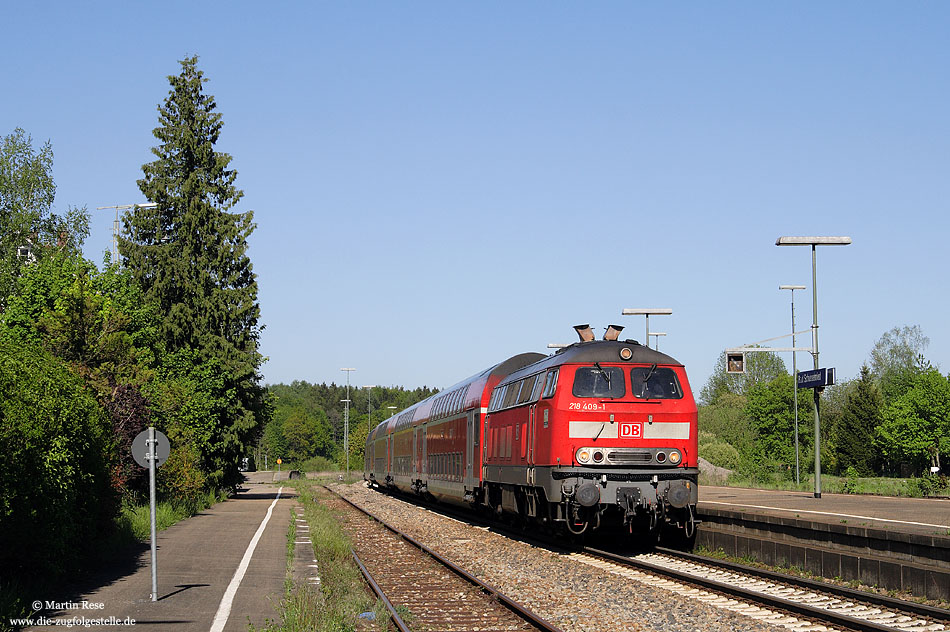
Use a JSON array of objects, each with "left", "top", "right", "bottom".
[{"left": 115, "top": 489, "right": 226, "bottom": 541}]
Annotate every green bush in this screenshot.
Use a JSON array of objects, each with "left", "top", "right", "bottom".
[
  {"left": 701, "top": 442, "right": 741, "bottom": 471},
  {"left": 0, "top": 340, "right": 116, "bottom": 579}
]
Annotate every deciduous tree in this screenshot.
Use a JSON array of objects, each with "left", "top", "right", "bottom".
[
  {"left": 876, "top": 368, "right": 950, "bottom": 474},
  {"left": 701, "top": 349, "right": 787, "bottom": 405},
  {"left": 0, "top": 128, "right": 88, "bottom": 308}
]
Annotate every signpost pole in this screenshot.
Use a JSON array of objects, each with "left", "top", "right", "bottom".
[{"left": 148, "top": 426, "right": 158, "bottom": 602}]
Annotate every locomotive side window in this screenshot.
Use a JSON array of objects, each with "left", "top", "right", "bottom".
[
  {"left": 531, "top": 373, "right": 546, "bottom": 400},
  {"left": 572, "top": 366, "right": 625, "bottom": 398},
  {"left": 630, "top": 366, "right": 683, "bottom": 399},
  {"left": 541, "top": 369, "right": 559, "bottom": 398},
  {"left": 517, "top": 374, "right": 540, "bottom": 404}
]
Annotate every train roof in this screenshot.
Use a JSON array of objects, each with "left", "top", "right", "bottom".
[
  {"left": 369, "top": 351, "right": 545, "bottom": 438},
  {"left": 497, "top": 340, "right": 682, "bottom": 386}
]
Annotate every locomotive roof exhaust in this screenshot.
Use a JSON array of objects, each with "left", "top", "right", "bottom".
[
  {"left": 573, "top": 324, "right": 595, "bottom": 342},
  {"left": 604, "top": 324, "right": 624, "bottom": 341}
]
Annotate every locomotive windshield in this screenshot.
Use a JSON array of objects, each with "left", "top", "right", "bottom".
[
  {"left": 572, "top": 366, "right": 625, "bottom": 398},
  {"left": 630, "top": 366, "right": 683, "bottom": 399}
]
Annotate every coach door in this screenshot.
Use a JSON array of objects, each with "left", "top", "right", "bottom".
[
  {"left": 422, "top": 425, "right": 428, "bottom": 476},
  {"left": 465, "top": 410, "right": 475, "bottom": 487},
  {"left": 412, "top": 428, "right": 418, "bottom": 477}
]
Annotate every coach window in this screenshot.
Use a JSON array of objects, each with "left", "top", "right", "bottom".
[
  {"left": 489, "top": 388, "right": 501, "bottom": 412},
  {"left": 572, "top": 366, "right": 625, "bottom": 398},
  {"left": 631, "top": 366, "right": 683, "bottom": 399},
  {"left": 503, "top": 381, "right": 521, "bottom": 408}
]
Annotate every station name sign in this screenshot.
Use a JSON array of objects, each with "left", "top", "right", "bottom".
[{"left": 797, "top": 367, "right": 835, "bottom": 389}]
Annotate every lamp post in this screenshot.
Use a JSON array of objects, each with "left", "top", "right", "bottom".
[
  {"left": 364, "top": 385, "right": 375, "bottom": 426},
  {"left": 780, "top": 284, "right": 806, "bottom": 485},
  {"left": 341, "top": 368, "right": 356, "bottom": 479},
  {"left": 96, "top": 202, "right": 157, "bottom": 263},
  {"left": 621, "top": 308, "right": 673, "bottom": 349},
  {"left": 776, "top": 236, "right": 851, "bottom": 498},
  {"left": 649, "top": 332, "right": 667, "bottom": 351}
]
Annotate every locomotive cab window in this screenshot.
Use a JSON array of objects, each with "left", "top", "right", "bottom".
[
  {"left": 572, "top": 366, "right": 625, "bottom": 398},
  {"left": 630, "top": 366, "right": 683, "bottom": 399}
]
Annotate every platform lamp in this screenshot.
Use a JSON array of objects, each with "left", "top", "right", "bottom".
[
  {"left": 341, "top": 368, "right": 356, "bottom": 479},
  {"left": 776, "top": 236, "right": 851, "bottom": 498},
  {"left": 780, "top": 284, "right": 806, "bottom": 485},
  {"left": 621, "top": 308, "right": 673, "bottom": 349}
]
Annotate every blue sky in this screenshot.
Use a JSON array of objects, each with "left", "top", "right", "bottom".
[{"left": 4, "top": 2, "right": 948, "bottom": 396}]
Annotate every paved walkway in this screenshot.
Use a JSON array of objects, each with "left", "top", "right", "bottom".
[{"left": 28, "top": 473, "right": 297, "bottom": 631}]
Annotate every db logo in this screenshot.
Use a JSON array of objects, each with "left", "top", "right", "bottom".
[{"left": 619, "top": 422, "right": 642, "bottom": 438}]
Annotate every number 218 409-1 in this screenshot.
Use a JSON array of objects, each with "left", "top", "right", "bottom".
[{"left": 568, "top": 402, "right": 606, "bottom": 411}]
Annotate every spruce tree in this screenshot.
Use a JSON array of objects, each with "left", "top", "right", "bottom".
[
  {"left": 120, "top": 56, "right": 265, "bottom": 488},
  {"left": 837, "top": 365, "right": 883, "bottom": 475}
]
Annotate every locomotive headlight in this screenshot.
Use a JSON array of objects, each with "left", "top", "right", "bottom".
[
  {"left": 669, "top": 450, "right": 682, "bottom": 465},
  {"left": 576, "top": 448, "right": 592, "bottom": 464}
]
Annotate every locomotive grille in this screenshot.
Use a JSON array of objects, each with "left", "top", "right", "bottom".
[{"left": 607, "top": 450, "right": 653, "bottom": 463}]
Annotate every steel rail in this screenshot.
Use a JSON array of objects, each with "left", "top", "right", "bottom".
[
  {"left": 326, "top": 486, "right": 564, "bottom": 632},
  {"left": 351, "top": 549, "right": 411, "bottom": 632},
  {"left": 356, "top": 484, "right": 947, "bottom": 631},
  {"left": 655, "top": 546, "right": 950, "bottom": 622},
  {"left": 584, "top": 546, "right": 948, "bottom": 632}
]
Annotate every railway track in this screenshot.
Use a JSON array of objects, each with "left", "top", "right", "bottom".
[
  {"left": 578, "top": 546, "right": 950, "bottom": 632},
  {"left": 343, "top": 483, "right": 950, "bottom": 632},
  {"left": 322, "top": 486, "right": 562, "bottom": 632}
]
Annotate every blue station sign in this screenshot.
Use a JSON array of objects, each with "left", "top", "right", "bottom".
[{"left": 797, "top": 367, "right": 836, "bottom": 389}]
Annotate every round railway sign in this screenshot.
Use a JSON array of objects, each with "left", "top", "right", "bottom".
[{"left": 132, "top": 429, "right": 171, "bottom": 468}]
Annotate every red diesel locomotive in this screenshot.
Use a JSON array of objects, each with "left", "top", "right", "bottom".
[{"left": 364, "top": 325, "right": 699, "bottom": 543}]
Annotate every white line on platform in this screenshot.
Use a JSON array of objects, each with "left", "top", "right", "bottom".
[
  {"left": 209, "top": 487, "right": 283, "bottom": 632},
  {"left": 701, "top": 501, "right": 949, "bottom": 529}
]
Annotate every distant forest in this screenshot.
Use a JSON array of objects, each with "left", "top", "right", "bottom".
[{"left": 259, "top": 381, "right": 438, "bottom": 468}]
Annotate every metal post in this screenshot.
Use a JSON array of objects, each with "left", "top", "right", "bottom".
[
  {"left": 341, "top": 368, "right": 355, "bottom": 480},
  {"left": 645, "top": 314, "right": 650, "bottom": 349},
  {"left": 810, "top": 244, "right": 821, "bottom": 498},
  {"left": 777, "top": 236, "right": 851, "bottom": 498},
  {"left": 148, "top": 426, "right": 158, "bottom": 602},
  {"left": 792, "top": 293, "right": 800, "bottom": 486},
  {"left": 781, "top": 285, "right": 805, "bottom": 486}
]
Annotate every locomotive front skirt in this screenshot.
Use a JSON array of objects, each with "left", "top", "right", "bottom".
[{"left": 365, "top": 338, "right": 699, "bottom": 542}]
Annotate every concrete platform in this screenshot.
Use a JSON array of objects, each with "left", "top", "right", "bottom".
[
  {"left": 696, "top": 486, "right": 950, "bottom": 600},
  {"left": 28, "top": 473, "right": 297, "bottom": 631},
  {"left": 700, "top": 485, "right": 950, "bottom": 537}
]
